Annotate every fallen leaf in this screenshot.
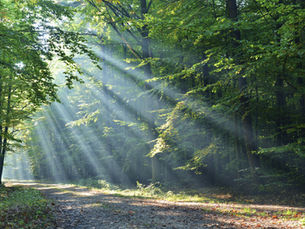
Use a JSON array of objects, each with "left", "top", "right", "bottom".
[{"left": 128, "top": 210, "right": 135, "bottom": 215}]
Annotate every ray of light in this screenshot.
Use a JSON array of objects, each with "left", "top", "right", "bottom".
[
  {"left": 51, "top": 94, "right": 133, "bottom": 185},
  {"left": 90, "top": 47, "right": 250, "bottom": 144},
  {"left": 3, "top": 151, "right": 34, "bottom": 181},
  {"left": 34, "top": 123, "right": 68, "bottom": 182}
]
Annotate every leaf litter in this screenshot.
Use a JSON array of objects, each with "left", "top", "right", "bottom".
[{"left": 7, "top": 182, "right": 305, "bottom": 229}]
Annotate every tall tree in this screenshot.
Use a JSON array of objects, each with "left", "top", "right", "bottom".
[
  {"left": 0, "top": 0, "right": 97, "bottom": 184},
  {"left": 226, "top": 0, "right": 257, "bottom": 171}
]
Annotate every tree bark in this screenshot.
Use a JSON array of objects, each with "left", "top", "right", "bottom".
[
  {"left": 0, "top": 83, "right": 11, "bottom": 184},
  {"left": 275, "top": 76, "right": 288, "bottom": 145},
  {"left": 0, "top": 76, "right": 3, "bottom": 184},
  {"left": 226, "top": 0, "right": 257, "bottom": 171},
  {"left": 0, "top": 153, "right": 4, "bottom": 184}
]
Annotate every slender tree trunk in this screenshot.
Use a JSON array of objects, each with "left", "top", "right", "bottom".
[
  {"left": 138, "top": 0, "right": 162, "bottom": 182},
  {"left": 0, "top": 83, "right": 11, "bottom": 184},
  {"left": 141, "top": 25, "right": 152, "bottom": 76},
  {"left": 0, "top": 128, "right": 8, "bottom": 183},
  {"left": 151, "top": 155, "right": 161, "bottom": 182},
  {"left": 0, "top": 77, "right": 3, "bottom": 185},
  {"left": 296, "top": 22, "right": 305, "bottom": 140},
  {"left": 234, "top": 114, "right": 243, "bottom": 177},
  {"left": 0, "top": 151, "right": 4, "bottom": 184},
  {"left": 226, "top": 0, "right": 257, "bottom": 171},
  {"left": 275, "top": 77, "right": 287, "bottom": 145},
  {"left": 140, "top": 0, "right": 152, "bottom": 76}
]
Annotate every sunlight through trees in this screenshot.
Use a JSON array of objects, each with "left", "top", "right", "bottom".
[{"left": 1, "top": 0, "right": 305, "bottom": 193}]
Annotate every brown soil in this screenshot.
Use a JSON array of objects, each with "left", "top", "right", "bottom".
[{"left": 7, "top": 182, "right": 305, "bottom": 229}]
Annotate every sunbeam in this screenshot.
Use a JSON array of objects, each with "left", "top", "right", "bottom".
[
  {"left": 3, "top": 151, "right": 33, "bottom": 181},
  {"left": 34, "top": 123, "right": 68, "bottom": 182},
  {"left": 2, "top": 1, "right": 305, "bottom": 228}
]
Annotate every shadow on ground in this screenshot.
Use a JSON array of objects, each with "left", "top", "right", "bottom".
[{"left": 6, "top": 181, "right": 305, "bottom": 229}]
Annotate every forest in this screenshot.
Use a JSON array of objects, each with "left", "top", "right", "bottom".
[{"left": 0, "top": 0, "right": 305, "bottom": 228}]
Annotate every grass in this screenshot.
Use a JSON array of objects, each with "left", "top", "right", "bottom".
[
  {"left": 301, "top": 217, "right": 305, "bottom": 226},
  {"left": 73, "top": 179, "right": 228, "bottom": 203},
  {"left": 73, "top": 179, "right": 305, "bottom": 206},
  {"left": 0, "top": 184, "right": 56, "bottom": 229},
  {"left": 3, "top": 180, "right": 305, "bottom": 227}
]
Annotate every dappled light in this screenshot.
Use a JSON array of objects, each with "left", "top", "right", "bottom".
[{"left": 1, "top": 0, "right": 305, "bottom": 228}]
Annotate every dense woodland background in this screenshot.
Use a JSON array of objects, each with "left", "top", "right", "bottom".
[{"left": 1, "top": 0, "right": 305, "bottom": 193}]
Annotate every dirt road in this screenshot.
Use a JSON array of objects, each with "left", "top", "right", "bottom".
[{"left": 8, "top": 182, "right": 305, "bottom": 228}]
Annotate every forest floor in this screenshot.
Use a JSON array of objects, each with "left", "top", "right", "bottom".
[{"left": 5, "top": 181, "right": 305, "bottom": 228}]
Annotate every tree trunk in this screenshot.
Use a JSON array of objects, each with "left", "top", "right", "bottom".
[
  {"left": 151, "top": 155, "right": 161, "bottom": 182},
  {"left": 139, "top": 0, "right": 163, "bottom": 183},
  {"left": 275, "top": 77, "right": 288, "bottom": 145},
  {"left": 0, "top": 153, "right": 4, "bottom": 184},
  {"left": 226, "top": 0, "right": 257, "bottom": 171},
  {"left": 0, "top": 84, "right": 11, "bottom": 185},
  {"left": 0, "top": 76, "right": 3, "bottom": 184},
  {"left": 140, "top": 0, "right": 152, "bottom": 76},
  {"left": 296, "top": 21, "right": 305, "bottom": 140}
]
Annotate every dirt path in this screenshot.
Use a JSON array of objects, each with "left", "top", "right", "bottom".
[{"left": 8, "top": 182, "right": 305, "bottom": 228}]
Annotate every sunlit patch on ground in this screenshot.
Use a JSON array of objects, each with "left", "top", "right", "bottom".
[{"left": 6, "top": 182, "right": 304, "bottom": 229}]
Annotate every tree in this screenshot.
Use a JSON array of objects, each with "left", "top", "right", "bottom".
[
  {"left": 22, "top": 0, "right": 305, "bottom": 191},
  {"left": 0, "top": 0, "right": 98, "bottom": 184}
]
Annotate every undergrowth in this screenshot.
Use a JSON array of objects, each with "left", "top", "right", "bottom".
[
  {"left": 73, "top": 179, "right": 305, "bottom": 205},
  {"left": 74, "top": 179, "right": 223, "bottom": 203},
  {"left": 72, "top": 179, "right": 305, "bottom": 226},
  {"left": 0, "top": 185, "right": 55, "bottom": 228}
]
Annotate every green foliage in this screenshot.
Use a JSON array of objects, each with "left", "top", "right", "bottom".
[
  {"left": 0, "top": 0, "right": 100, "bottom": 183},
  {"left": 0, "top": 186, "right": 55, "bottom": 228},
  {"left": 75, "top": 178, "right": 119, "bottom": 190},
  {"left": 136, "top": 181, "right": 163, "bottom": 196},
  {"left": 21, "top": 0, "right": 305, "bottom": 193}
]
